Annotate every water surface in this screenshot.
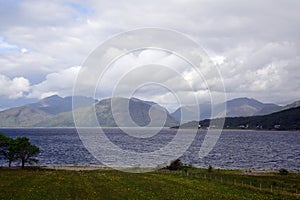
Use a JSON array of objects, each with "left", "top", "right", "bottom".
[{"left": 0, "top": 128, "right": 299, "bottom": 170}]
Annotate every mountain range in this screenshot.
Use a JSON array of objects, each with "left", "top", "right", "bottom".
[
  {"left": 0, "top": 95, "right": 96, "bottom": 127},
  {"left": 0, "top": 95, "right": 298, "bottom": 128},
  {"left": 171, "top": 97, "right": 282, "bottom": 122},
  {"left": 0, "top": 95, "right": 178, "bottom": 127}
]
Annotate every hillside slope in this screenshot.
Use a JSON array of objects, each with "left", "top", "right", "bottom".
[
  {"left": 0, "top": 95, "right": 96, "bottom": 127},
  {"left": 35, "top": 97, "right": 179, "bottom": 127},
  {"left": 171, "top": 97, "right": 282, "bottom": 122},
  {"left": 181, "top": 106, "right": 300, "bottom": 130}
]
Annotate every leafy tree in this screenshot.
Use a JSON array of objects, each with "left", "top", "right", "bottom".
[
  {"left": 12, "top": 137, "right": 40, "bottom": 169},
  {"left": 0, "top": 133, "right": 9, "bottom": 154},
  {"left": 0, "top": 133, "right": 9, "bottom": 157},
  {"left": 0, "top": 133, "right": 14, "bottom": 166},
  {"left": 1, "top": 133, "right": 40, "bottom": 168}
]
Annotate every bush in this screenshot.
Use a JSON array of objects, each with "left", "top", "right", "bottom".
[
  {"left": 167, "top": 159, "right": 183, "bottom": 170},
  {"left": 208, "top": 165, "right": 213, "bottom": 173},
  {"left": 279, "top": 168, "right": 288, "bottom": 175}
]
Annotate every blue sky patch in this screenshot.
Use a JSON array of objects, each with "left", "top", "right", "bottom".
[{"left": 64, "top": 2, "right": 93, "bottom": 15}]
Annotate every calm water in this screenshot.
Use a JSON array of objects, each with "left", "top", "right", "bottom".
[{"left": 0, "top": 128, "right": 299, "bottom": 170}]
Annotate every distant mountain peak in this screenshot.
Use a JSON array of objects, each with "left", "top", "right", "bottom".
[
  {"left": 41, "top": 94, "right": 63, "bottom": 101},
  {"left": 227, "top": 97, "right": 261, "bottom": 104},
  {"left": 282, "top": 100, "right": 300, "bottom": 110},
  {"left": 43, "top": 94, "right": 61, "bottom": 98},
  {"left": 171, "top": 97, "right": 282, "bottom": 122}
]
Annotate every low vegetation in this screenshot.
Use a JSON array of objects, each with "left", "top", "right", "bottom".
[
  {"left": 166, "top": 158, "right": 183, "bottom": 170},
  {"left": 0, "top": 166, "right": 299, "bottom": 199}
]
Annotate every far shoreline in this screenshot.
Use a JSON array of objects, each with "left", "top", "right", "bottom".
[
  {"left": 1, "top": 165, "right": 299, "bottom": 173},
  {"left": 171, "top": 127, "right": 300, "bottom": 132},
  {"left": 0, "top": 127, "right": 299, "bottom": 132}
]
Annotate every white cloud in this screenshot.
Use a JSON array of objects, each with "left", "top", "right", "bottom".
[
  {"left": 29, "top": 66, "right": 81, "bottom": 99},
  {"left": 0, "top": 74, "right": 30, "bottom": 99},
  {"left": 96, "top": 49, "right": 207, "bottom": 97},
  {"left": 0, "top": 0, "right": 299, "bottom": 108},
  {"left": 0, "top": 38, "right": 18, "bottom": 51}
]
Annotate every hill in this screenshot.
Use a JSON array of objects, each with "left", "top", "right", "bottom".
[
  {"left": 0, "top": 96, "right": 178, "bottom": 127},
  {"left": 180, "top": 106, "right": 300, "bottom": 130},
  {"left": 0, "top": 95, "right": 96, "bottom": 127},
  {"left": 37, "top": 97, "right": 179, "bottom": 127},
  {"left": 1, "top": 95, "right": 298, "bottom": 128},
  {"left": 281, "top": 100, "right": 300, "bottom": 110},
  {"left": 28, "top": 95, "right": 97, "bottom": 115},
  {"left": 171, "top": 97, "right": 282, "bottom": 122}
]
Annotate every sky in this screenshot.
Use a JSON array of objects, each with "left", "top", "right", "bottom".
[{"left": 0, "top": 0, "right": 300, "bottom": 111}]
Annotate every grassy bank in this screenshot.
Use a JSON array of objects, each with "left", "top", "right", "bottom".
[{"left": 0, "top": 167, "right": 299, "bottom": 199}]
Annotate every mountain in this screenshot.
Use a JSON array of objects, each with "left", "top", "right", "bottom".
[
  {"left": 105, "top": 97, "right": 178, "bottom": 127},
  {"left": 0, "top": 96, "right": 178, "bottom": 127},
  {"left": 0, "top": 95, "right": 297, "bottom": 128},
  {"left": 171, "top": 97, "right": 282, "bottom": 122},
  {"left": 0, "top": 95, "right": 96, "bottom": 127},
  {"left": 281, "top": 100, "right": 300, "bottom": 111},
  {"left": 28, "top": 95, "right": 97, "bottom": 115},
  {"left": 180, "top": 106, "right": 300, "bottom": 130},
  {"left": 0, "top": 106, "right": 52, "bottom": 127},
  {"left": 36, "top": 97, "right": 179, "bottom": 127},
  {"left": 171, "top": 103, "right": 212, "bottom": 122},
  {"left": 224, "top": 98, "right": 281, "bottom": 117}
]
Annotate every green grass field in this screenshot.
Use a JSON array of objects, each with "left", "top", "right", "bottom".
[{"left": 0, "top": 167, "right": 299, "bottom": 200}]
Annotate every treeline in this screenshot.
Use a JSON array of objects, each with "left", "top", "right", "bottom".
[{"left": 0, "top": 133, "right": 40, "bottom": 168}]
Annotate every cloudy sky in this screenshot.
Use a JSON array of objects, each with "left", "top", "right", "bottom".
[{"left": 0, "top": 0, "right": 299, "bottom": 111}]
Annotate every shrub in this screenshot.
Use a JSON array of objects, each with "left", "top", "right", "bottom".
[
  {"left": 279, "top": 168, "right": 288, "bottom": 175},
  {"left": 167, "top": 159, "right": 183, "bottom": 170},
  {"left": 208, "top": 165, "right": 213, "bottom": 173}
]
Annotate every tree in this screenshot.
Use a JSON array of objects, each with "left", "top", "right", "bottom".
[
  {"left": 0, "top": 133, "right": 14, "bottom": 166},
  {"left": 1, "top": 134, "right": 40, "bottom": 168},
  {"left": 13, "top": 137, "right": 40, "bottom": 169},
  {"left": 6, "top": 139, "right": 20, "bottom": 167},
  {"left": 0, "top": 133, "right": 9, "bottom": 156},
  {"left": 0, "top": 133, "right": 9, "bottom": 158}
]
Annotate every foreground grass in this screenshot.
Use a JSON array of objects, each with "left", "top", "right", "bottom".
[{"left": 0, "top": 167, "right": 299, "bottom": 200}]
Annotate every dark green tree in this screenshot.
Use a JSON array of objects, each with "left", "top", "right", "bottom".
[
  {"left": 0, "top": 133, "right": 9, "bottom": 154},
  {"left": 0, "top": 133, "right": 14, "bottom": 166},
  {"left": 0, "top": 133, "right": 9, "bottom": 158},
  {"left": 13, "top": 137, "right": 40, "bottom": 169}
]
